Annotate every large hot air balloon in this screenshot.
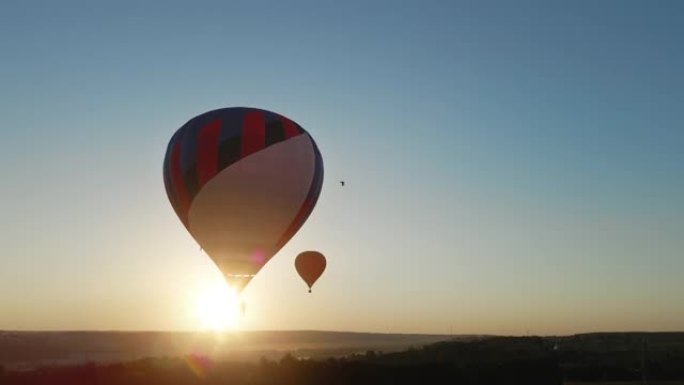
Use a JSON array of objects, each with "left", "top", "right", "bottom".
[
  {"left": 295, "top": 251, "right": 326, "bottom": 293},
  {"left": 163, "top": 107, "right": 323, "bottom": 294}
]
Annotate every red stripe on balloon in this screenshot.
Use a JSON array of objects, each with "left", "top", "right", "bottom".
[
  {"left": 170, "top": 142, "right": 190, "bottom": 225},
  {"left": 240, "top": 110, "right": 266, "bottom": 158},
  {"left": 196, "top": 119, "right": 222, "bottom": 187},
  {"left": 281, "top": 117, "right": 300, "bottom": 139}
]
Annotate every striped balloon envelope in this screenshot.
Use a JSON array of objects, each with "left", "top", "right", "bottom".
[{"left": 163, "top": 107, "right": 323, "bottom": 293}]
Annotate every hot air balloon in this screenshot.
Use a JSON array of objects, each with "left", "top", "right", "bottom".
[
  {"left": 163, "top": 107, "right": 324, "bottom": 294},
  {"left": 295, "top": 251, "right": 326, "bottom": 293}
]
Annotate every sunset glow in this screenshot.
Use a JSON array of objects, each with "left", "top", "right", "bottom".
[{"left": 194, "top": 282, "right": 242, "bottom": 331}]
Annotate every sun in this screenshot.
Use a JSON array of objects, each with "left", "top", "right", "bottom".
[{"left": 194, "top": 281, "right": 243, "bottom": 331}]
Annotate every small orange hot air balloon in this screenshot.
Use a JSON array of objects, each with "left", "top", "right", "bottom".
[{"left": 295, "top": 251, "right": 326, "bottom": 293}]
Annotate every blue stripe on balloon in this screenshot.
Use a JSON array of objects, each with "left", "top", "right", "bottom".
[
  {"left": 180, "top": 118, "right": 202, "bottom": 175},
  {"left": 217, "top": 107, "right": 246, "bottom": 144}
]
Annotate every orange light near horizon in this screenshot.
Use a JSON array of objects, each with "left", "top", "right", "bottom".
[
  {"left": 194, "top": 280, "right": 242, "bottom": 331},
  {"left": 185, "top": 353, "right": 213, "bottom": 379}
]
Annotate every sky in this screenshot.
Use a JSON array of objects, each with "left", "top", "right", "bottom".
[{"left": 1, "top": 0, "right": 683, "bottom": 335}]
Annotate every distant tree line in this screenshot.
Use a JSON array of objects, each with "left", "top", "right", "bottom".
[
  {"left": 2, "top": 334, "right": 683, "bottom": 385},
  {"left": 0, "top": 354, "right": 561, "bottom": 385}
]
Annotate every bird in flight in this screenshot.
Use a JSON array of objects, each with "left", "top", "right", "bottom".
[{"left": 340, "top": 181, "right": 345, "bottom": 187}]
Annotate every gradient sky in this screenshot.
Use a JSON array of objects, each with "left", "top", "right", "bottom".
[{"left": 1, "top": 0, "right": 683, "bottom": 335}]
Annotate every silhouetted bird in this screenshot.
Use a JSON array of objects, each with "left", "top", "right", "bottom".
[{"left": 340, "top": 181, "right": 345, "bottom": 186}]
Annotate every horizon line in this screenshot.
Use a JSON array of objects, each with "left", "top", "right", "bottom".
[{"left": 1, "top": 329, "right": 682, "bottom": 337}]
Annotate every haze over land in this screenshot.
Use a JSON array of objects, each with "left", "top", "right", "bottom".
[
  {"left": 0, "top": 330, "right": 453, "bottom": 369},
  {"left": 3, "top": 331, "right": 684, "bottom": 385}
]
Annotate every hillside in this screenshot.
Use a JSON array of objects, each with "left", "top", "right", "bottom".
[
  {"left": 2, "top": 331, "right": 683, "bottom": 384},
  {"left": 0, "top": 330, "right": 452, "bottom": 369}
]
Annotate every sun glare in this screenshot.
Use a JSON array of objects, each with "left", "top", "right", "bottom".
[{"left": 194, "top": 281, "right": 242, "bottom": 331}]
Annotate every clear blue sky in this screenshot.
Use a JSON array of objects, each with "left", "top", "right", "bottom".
[{"left": 1, "top": 0, "right": 682, "bottom": 334}]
